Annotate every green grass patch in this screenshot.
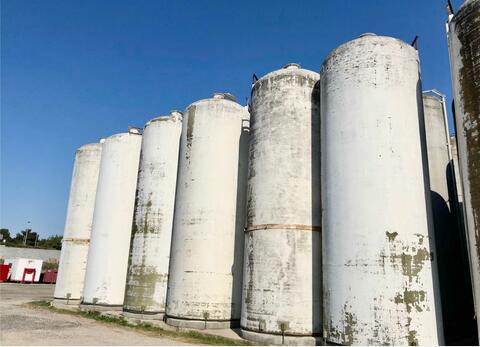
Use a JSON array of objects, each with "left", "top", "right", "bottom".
[
  {"left": 27, "top": 300, "right": 251, "bottom": 346},
  {"left": 29, "top": 300, "right": 51, "bottom": 308}
]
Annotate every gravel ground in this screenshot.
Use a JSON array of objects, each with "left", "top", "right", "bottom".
[{"left": 0, "top": 283, "right": 191, "bottom": 346}]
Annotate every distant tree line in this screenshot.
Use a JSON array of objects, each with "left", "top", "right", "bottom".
[{"left": 0, "top": 228, "right": 62, "bottom": 250}]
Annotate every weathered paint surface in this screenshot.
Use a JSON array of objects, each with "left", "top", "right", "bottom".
[
  {"left": 240, "top": 64, "right": 321, "bottom": 343},
  {"left": 123, "top": 111, "right": 183, "bottom": 314},
  {"left": 448, "top": 0, "right": 480, "bottom": 335},
  {"left": 54, "top": 143, "right": 102, "bottom": 301},
  {"left": 166, "top": 94, "right": 249, "bottom": 324},
  {"left": 321, "top": 35, "right": 443, "bottom": 345},
  {"left": 82, "top": 131, "right": 142, "bottom": 306}
]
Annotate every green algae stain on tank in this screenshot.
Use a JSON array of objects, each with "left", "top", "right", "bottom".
[{"left": 124, "top": 270, "right": 168, "bottom": 312}]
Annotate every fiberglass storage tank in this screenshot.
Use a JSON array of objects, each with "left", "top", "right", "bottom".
[
  {"left": 321, "top": 34, "right": 443, "bottom": 345},
  {"left": 240, "top": 63, "right": 321, "bottom": 345},
  {"left": 165, "top": 93, "right": 249, "bottom": 329},
  {"left": 448, "top": 0, "right": 480, "bottom": 335},
  {"left": 54, "top": 142, "right": 102, "bottom": 306},
  {"left": 123, "top": 111, "right": 183, "bottom": 318},
  {"left": 423, "top": 92, "right": 477, "bottom": 344},
  {"left": 423, "top": 93, "right": 452, "bottom": 206},
  {"left": 81, "top": 128, "right": 142, "bottom": 309}
]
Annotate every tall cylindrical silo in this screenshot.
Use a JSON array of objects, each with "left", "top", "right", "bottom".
[
  {"left": 81, "top": 129, "right": 142, "bottom": 309},
  {"left": 123, "top": 111, "right": 183, "bottom": 318},
  {"left": 448, "top": 0, "right": 480, "bottom": 335},
  {"left": 165, "top": 93, "right": 249, "bottom": 329},
  {"left": 53, "top": 142, "right": 102, "bottom": 306},
  {"left": 321, "top": 34, "right": 443, "bottom": 345},
  {"left": 240, "top": 64, "right": 321, "bottom": 346},
  {"left": 423, "top": 93, "right": 477, "bottom": 343},
  {"left": 423, "top": 94, "right": 451, "bottom": 206}
]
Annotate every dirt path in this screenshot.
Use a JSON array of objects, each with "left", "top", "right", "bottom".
[{"left": 0, "top": 283, "right": 191, "bottom": 346}]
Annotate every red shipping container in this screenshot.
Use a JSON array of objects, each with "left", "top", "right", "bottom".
[
  {"left": 0, "top": 264, "right": 10, "bottom": 282},
  {"left": 42, "top": 270, "right": 57, "bottom": 284}
]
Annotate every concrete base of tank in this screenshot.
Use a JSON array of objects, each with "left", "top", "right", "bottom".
[
  {"left": 79, "top": 303, "right": 123, "bottom": 312},
  {"left": 240, "top": 328, "right": 322, "bottom": 346},
  {"left": 122, "top": 310, "right": 164, "bottom": 320},
  {"left": 52, "top": 298, "right": 81, "bottom": 308},
  {"left": 166, "top": 316, "right": 240, "bottom": 330}
]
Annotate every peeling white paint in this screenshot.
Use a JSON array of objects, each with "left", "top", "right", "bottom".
[{"left": 423, "top": 94, "right": 451, "bottom": 206}]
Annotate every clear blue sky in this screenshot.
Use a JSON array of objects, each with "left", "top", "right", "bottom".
[{"left": 1, "top": 0, "right": 463, "bottom": 238}]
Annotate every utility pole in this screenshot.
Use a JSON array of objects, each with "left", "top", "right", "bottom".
[
  {"left": 23, "top": 221, "right": 31, "bottom": 246},
  {"left": 23, "top": 229, "right": 29, "bottom": 245}
]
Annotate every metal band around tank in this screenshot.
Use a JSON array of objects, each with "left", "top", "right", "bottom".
[
  {"left": 245, "top": 224, "right": 321, "bottom": 232},
  {"left": 62, "top": 238, "right": 90, "bottom": 245}
]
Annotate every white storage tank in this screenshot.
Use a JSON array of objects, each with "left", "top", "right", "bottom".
[
  {"left": 240, "top": 63, "right": 321, "bottom": 345},
  {"left": 423, "top": 92, "right": 477, "bottom": 343},
  {"left": 166, "top": 93, "right": 249, "bottom": 329},
  {"left": 423, "top": 93, "right": 451, "bottom": 206},
  {"left": 54, "top": 142, "right": 102, "bottom": 306},
  {"left": 447, "top": 0, "right": 480, "bottom": 335},
  {"left": 123, "top": 111, "right": 183, "bottom": 318},
  {"left": 81, "top": 128, "right": 142, "bottom": 309},
  {"left": 321, "top": 34, "right": 443, "bottom": 345}
]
